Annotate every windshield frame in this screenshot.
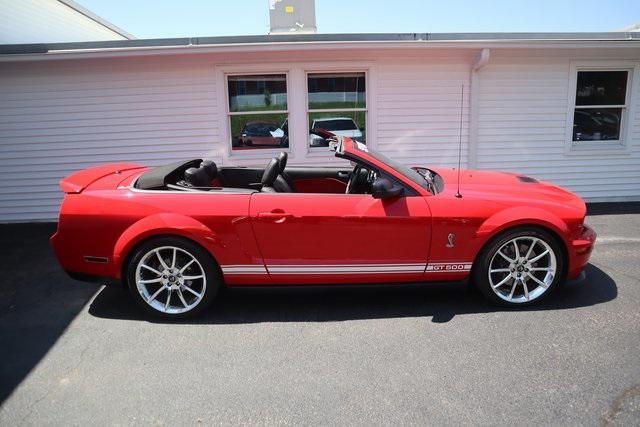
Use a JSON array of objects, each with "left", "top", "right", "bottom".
[{"left": 335, "top": 137, "right": 435, "bottom": 195}]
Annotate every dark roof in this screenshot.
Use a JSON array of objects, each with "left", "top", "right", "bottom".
[{"left": 2, "top": 32, "right": 639, "bottom": 55}]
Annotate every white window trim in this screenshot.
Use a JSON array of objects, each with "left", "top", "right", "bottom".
[
  {"left": 216, "top": 65, "right": 292, "bottom": 161},
  {"left": 565, "top": 60, "right": 639, "bottom": 156},
  {"left": 216, "top": 62, "right": 376, "bottom": 163},
  {"left": 305, "top": 69, "right": 370, "bottom": 155}
]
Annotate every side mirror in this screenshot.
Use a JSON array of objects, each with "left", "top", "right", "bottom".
[{"left": 371, "top": 177, "right": 404, "bottom": 199}]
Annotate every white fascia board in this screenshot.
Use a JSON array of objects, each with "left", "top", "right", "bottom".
[{"left": 1, "top": 39, "right": 639, "bottom": 63}]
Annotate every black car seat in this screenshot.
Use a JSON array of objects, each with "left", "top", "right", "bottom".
[
  {"left": 273, "top": 152, "right": 293, "bottom": 193},
  {"left": 184, "top": 160, "right": 217, "bottom": 187},
  {"left": 260, "top": 158, "right": 280, "bottom": 192}
]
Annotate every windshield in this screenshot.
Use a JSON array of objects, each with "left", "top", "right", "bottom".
[
  {"left": 353, "top": 146, "right": 436, "bottom": 193},
  {"left": 313, "top": 119, "right": 358, "bottom": 131}
]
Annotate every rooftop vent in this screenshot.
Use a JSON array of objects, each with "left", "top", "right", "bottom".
[{"left": 269, "top": 0, "right": 317, "bottom": 34}]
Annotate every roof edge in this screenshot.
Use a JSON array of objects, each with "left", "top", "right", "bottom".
[{"left": 1, "top": 32, "right": 639, "bottom": 56}]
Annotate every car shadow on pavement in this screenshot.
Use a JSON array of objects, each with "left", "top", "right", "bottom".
[
  {"left": 0, "top": 223, "right": 101, "bottom": 404},
  {"left": 89, "top": 263, "right": 616, "bottom": 325}
]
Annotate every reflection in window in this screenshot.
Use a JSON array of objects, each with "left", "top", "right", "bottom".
[
  {"left": 308, "top": 112, "right": 366, "bottom": 147},
  {"left": 227, "top": 75, "right": 288, "bottom": 150},
  {"left": 307, "top": 73, "right": 366, "bottom": 148},
  {"left": 573, "top": 108, "right": 621, "bottom": 141},
  {"left": 231, "top": 114, "right": 288, "bottom": 150},
  {"left": 308, "top": 73, "right": 366, "bottom": 109},
  {"left": 572, "top": 70, "right": 628, "bottom": 143},
  {"left": 575, "top": 71, "right": 627, "bottom": 106}
]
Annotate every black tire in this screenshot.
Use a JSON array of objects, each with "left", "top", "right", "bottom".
[
  {"left": 472, "top": 226, "right": 565, "bottom": 307},
  {"left": 125, "top": 236, "right": 220, "bottom": 319}
]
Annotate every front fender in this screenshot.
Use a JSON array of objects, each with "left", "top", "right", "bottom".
[
  {"left": 112, "top": 213, "right": 220, "bottom": 278},
  {"left": 475, "top": 206, "right": 570, "bottom": 246}
]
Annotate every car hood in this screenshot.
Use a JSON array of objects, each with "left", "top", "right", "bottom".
[{"left": 430, "top": 167, "right": 585, "bottom": 212}]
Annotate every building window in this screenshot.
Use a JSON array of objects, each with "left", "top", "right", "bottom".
[
  {"left": 227, "top": 74, "right": 288, "bottom": 151},
  {"left": 307, "top": 72, "right": 366, "bottom": 148},
  {"left": 571, "top": 70, "right": 629, "bottom": 143}
]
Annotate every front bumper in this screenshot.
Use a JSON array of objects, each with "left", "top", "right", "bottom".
[{"left": 567, "top": 224, "right": 597, "bottom": 279}]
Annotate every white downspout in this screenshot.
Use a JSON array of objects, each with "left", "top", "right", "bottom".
[{"left": 468, "top": 48, "right": 490, "bottom": 169}]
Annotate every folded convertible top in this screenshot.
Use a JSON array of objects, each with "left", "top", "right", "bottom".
[{"left": 134, "top": 159, "right": 202, "bottom": 190}]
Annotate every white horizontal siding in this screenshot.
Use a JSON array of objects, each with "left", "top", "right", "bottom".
[
  {"left": 2, "top": 48, "right": 640, "bottom": 222},
  {"left": 376, "top": 60, "right": 470, "bottom": 167},
  {"left": 476, "top": 54, "right": 640, "bottom": 200},
  {"left": 0, "top": 59, "right": 222, "bottom": 222}
]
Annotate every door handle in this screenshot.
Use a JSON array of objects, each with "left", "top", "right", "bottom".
[
  {"left": 257, "top": 211, "right": 294, "bottom": 221},
  {"left": 337, "top": 171, "right": 349, "bottom": 178}
]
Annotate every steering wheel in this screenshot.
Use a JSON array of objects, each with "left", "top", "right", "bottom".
[
  {"left": 346, "top": 165, "right": 375, "bottom": 194},
  {"left": 345, "top": 165, "right": 360, "bottom": 194}
]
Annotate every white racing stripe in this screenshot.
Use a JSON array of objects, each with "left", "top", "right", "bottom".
[
  {"left": 221, "top": 265, "right": 268, "bottom": 275},
  {"left": 221, "top": 263, "right": 425, "bottom": 275},
  {"left": 221, "top": 262, "right": 473, "bottom": 276},
  {"left": 269, "top": 263, "right": 426, "bottom": 274}
]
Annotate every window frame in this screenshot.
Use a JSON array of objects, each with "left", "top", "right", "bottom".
[
  {"left": 305, "top": 70, "right": 369, "bottom": 154},
  {"left": 565, "top": 61, "right": 638, "bottom": 156},
  {"left": 223, "top": 70, "right": 292, "bottom": 157}
]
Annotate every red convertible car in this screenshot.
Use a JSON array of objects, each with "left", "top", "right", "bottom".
[{"left": 51, "top": 137, "right": 596, "bottom": 318}]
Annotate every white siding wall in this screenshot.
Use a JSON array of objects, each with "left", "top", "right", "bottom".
[
  {"left": 0, "top": 58, "right": 223, "bottom": 222},
  {"left": 0, "top": 0, "right": 128, "bottom": 44},
  {"left": 476, "top": 51, "right": 640, "bottom": 200},
  {"left": 0, "top": 47, "right": 639, "bottom": 222},
  {"left": 375, "top": 57, "right": 470, "bottom": 167}
]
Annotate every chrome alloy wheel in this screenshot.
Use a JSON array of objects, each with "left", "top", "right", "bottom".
[
  {"left": 488, "top": 236, "right": 557, "bottom": 304},
  {"left": 134, "top": 246, "right": 206, "bottom": 315}
]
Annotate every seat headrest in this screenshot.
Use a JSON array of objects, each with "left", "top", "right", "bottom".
[
  {"left": 200, "top": 160, "right": 217, "bottom": 180},
  {"left": 184, "top": 167, "right": 211, "bottom": 187},
  {"left": 183, "top": 160, "right": 217, "bottom": 187}
]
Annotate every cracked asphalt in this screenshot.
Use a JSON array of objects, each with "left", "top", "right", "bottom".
[{"left": 0, "top": 203, "right": 639, "bottom": 425}]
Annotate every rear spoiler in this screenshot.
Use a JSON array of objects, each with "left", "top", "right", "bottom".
[{"left": 60, "top": 163, "right": 143, "bottom": 193}]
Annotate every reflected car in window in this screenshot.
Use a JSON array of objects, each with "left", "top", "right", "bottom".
[
  {"left": 309, "top": 117, "right": 363, "bottom": 147},
  {"left": 234, "top": 121, "right": 287, "bottom": 148},
  {"left": 573, "top": 109, "right": 621, "bottom": 141}
]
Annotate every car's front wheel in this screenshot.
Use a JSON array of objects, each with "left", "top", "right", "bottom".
[
  {"left": 473, "top": 227, "right": 565, "bottom": 306},
  {"left": 126, "top": 237, "right": 220, "bottom": 318}
]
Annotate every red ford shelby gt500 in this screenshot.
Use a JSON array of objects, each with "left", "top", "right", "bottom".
[{"left": 51, "top": 137, "right": 596, "bottom": 318}]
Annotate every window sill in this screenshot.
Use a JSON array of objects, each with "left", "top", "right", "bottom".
[{"left": 564, "top": 141, "right": 631, "bottom": 156}]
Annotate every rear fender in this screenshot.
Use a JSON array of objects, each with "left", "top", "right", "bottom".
[{"left": 112, "top": 213, "right": 220, "bottom": 279}]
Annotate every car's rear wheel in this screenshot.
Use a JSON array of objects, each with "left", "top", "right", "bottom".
[
  {"left": 473, "top": 227, "right": 565, "bottom": 306},
  {"left": 126, "top": 237, "right": 220, "bottom": 318}
]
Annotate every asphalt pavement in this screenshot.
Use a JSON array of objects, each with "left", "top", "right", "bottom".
[{"left": 0, "top": 203, "right": 639, "bottom": 425}]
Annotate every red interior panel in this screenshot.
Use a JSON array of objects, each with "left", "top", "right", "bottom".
[{"left": 293, "top": 178, "right": 347, "bottom": 194}]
